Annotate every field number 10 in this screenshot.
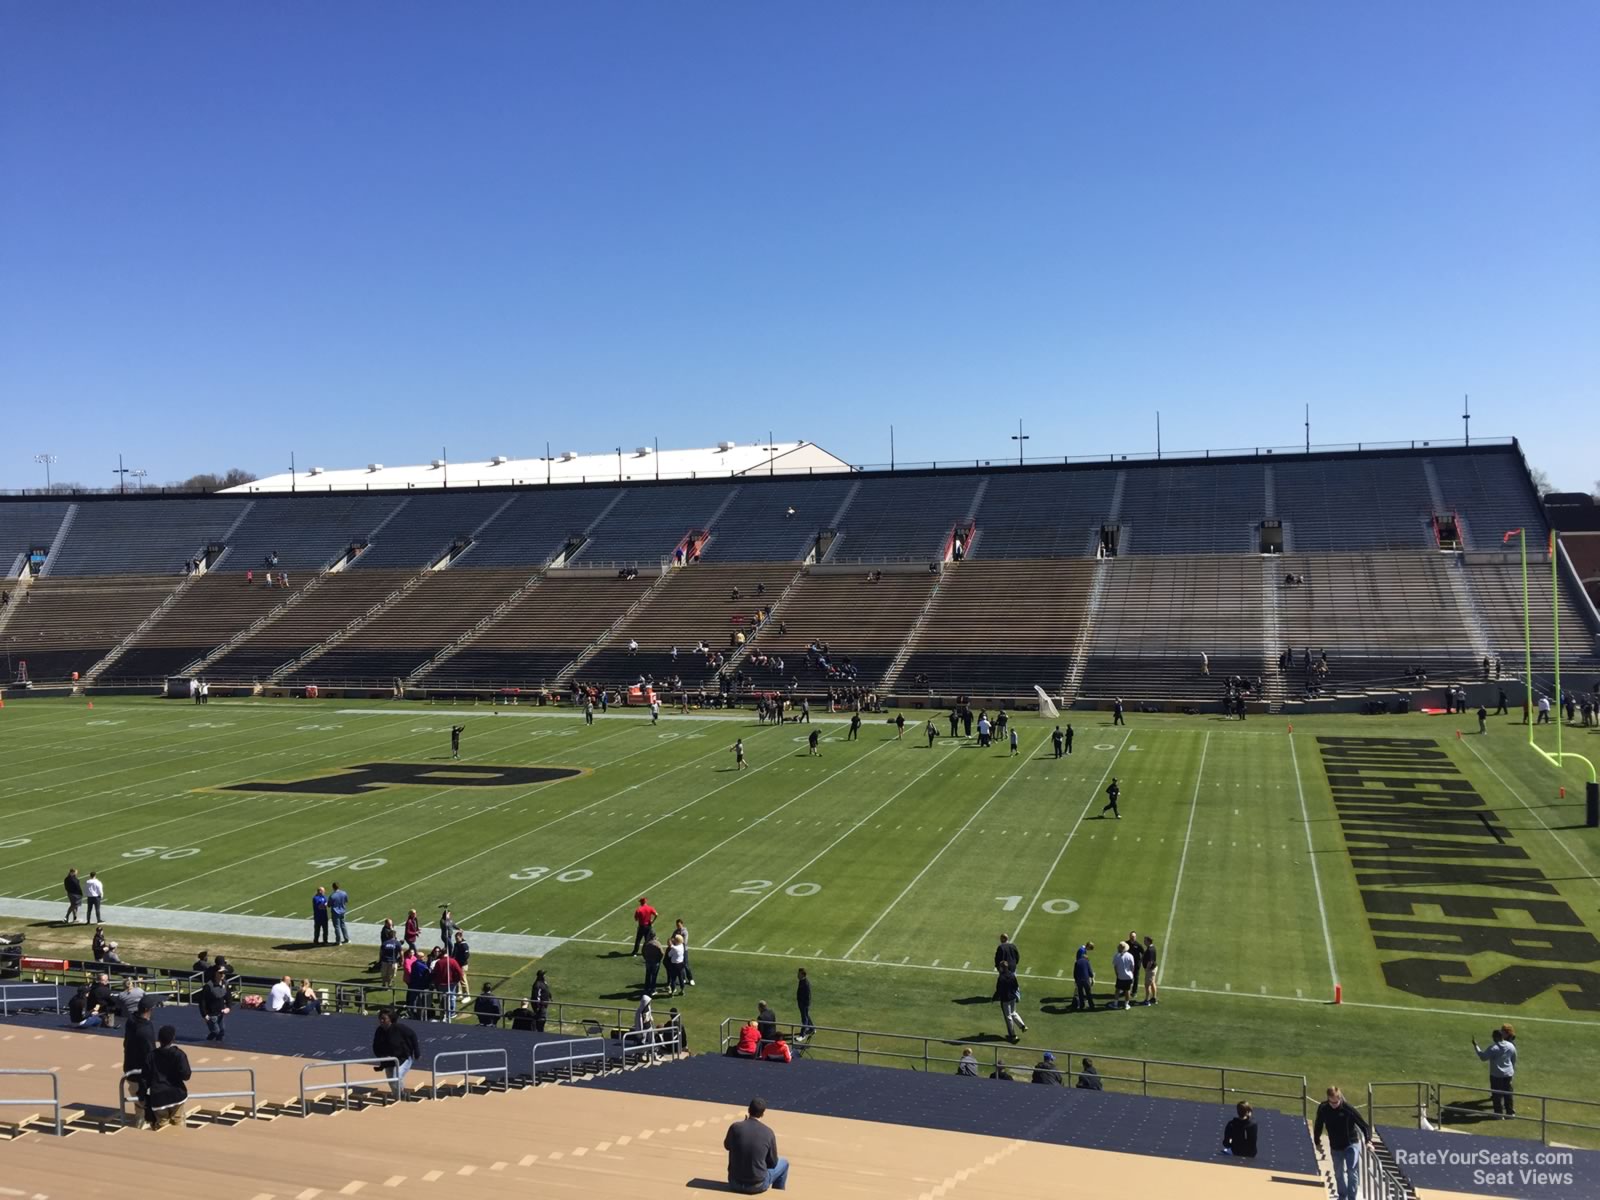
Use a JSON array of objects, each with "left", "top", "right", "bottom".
[{"left": 995, "top": 896, "right": 1079, "bottom": 915}]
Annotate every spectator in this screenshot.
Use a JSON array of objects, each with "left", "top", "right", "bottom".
[
  {"left": 1076, "top": 1058, "right": 1104, "bottom": 1090},
  {"left": 760, "top": 1033, "right": 792, "bottom": 1063},
  {"left": 531, "top": 969, "right": 552, "bottom": 1031},
  {"left": 439, "top": 907, "right": 457, "bottom": 950},
  {"left": 1030, "top": 1052, "right": 1063, "bottom": 1085},
  {"left": 1313, "top": 1086, "right": 1371, "bottom": 1200},
  {"left": 430, "top": 947, "right": 464, "bottom": 1021},
  {"left": 724, "top": 1097, "right": 789, "bottom": 1194},
  {"left": 664, "top": 934, "right": 687, "bottom": 996},
  {"left": 474, "top": 983, "right": 502, "bottom": 1027},
  {"left": 329, "top": 882, "right": 350, "bottom": 945},
  {"left": 1073, "top": 944, "right": 1096, "bottom": 1011},
  {"left": 404, "top": 948, "right": 432, "bottom": 1020},
  {"left": 995, "top": 933, "right": 1019, "bottom": 974},
  {"left": 403, "top": 909, "right": 421, "bottom": 950},
  {"left": 990, "top": 1061, "right": 1015, "bottom": 1081},
  {"left": 68, "top": 983, "right": 102, "bottom": 1027},
  {"left": 311, "top": 886, "right": 330, "bottom": 945},
  {"left": 198, "top": 967, "right": 232, "bottom": 1042},
  {"left": 509, "top": 999, "right": 537, "bottom": 1031},
  {"left": 672, "top": 918, "right": 696, "bottom": 987},
  {"left": 1473, "top": 1026, "right": 1517, "bottom": 1117},
  {"left": 1112, "top": 942, "right": 1135, "bottom": 1009},
  {"left": 117, "top": 976, "right": 147, "bottom": 1018},
  {"left": 994, "top": 964, "right": 1027, "bottom": 1041},
  {"left": 641, "top": 934, "right": 665, "bottom": 994},
  {"left": 1223, "top": 1100, "right": 1258, "bottom": 1158},
  {"left": 956, "top": 1048, "right": 979, "bottom": 1077},
  {"left": 372, "top": 1008, "right": 420, "bottom": 1101},
  {"left": 293, "top": 979, "right": 322, "bottom": 1016},
  {"left": 268, "top": 975, "right": 294, "bottom": 1013},
  {"left": 378, "top": 929, "right": 401, "bottom": 989},
  {"left": 143, "top": 1024, "right": 191, "bottom": 1130},
  {"left": 727, "top": 1020, "right": 761, "bottom": 1058},
  {"left": 663, "top": 1007, "right": 687, "bottom": 1054},
  {"left": 122, "top": 998, "right": 158, "bottom": 1111},
  {"left": 796, "top": 968, "right": 813, "bottom": 1039},
  {"left": 756, "top": 1001, "right": 779, "bottom": 1045},
  {"left": 84, "top": 872, "right": 104, "bottom": 923},
  {"left": 451, "top": 930, "right": 471, "bottom": 987},
  {"left": 102, "top": 941, "right": 123, "bottom": 966},
  {"left": 91, "top": 925, "right": 108, "bottom": 961},
  {"left": 191, "top": 950, "right": 210, "bottom": 977},
  {"left": 63, "top": 867, "right": 83, "bottom": 924},
  {"left": 632, "top": 897, "right": 658, "bottom": 955}
]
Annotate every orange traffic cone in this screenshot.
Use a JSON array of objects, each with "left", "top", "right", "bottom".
[
  {"left": 87, "top": 701, "right": 94, "bottom": 709},
  {"left": 1334, "top": 984, "right": 1343, "bottom": 1005},
  {"left": 1287, "top": 722, "right": 1293, "bottom": 733}
]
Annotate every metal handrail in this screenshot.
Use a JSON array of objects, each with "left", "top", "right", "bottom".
[
  {"left": 120, "top": 1066, "right": 257, "bottom": 1125},
  {"left": 0, "top": 983, "right": 62, "bottom": 1014},
  {"left": 717, "top": 1017, "right": 1308, "bottom": 1120},
  {"left": 1369, "top": 1078, "right": 1600, "bottom": 1147},
  {"left": 300, "top": 1057, "right": 403, "bottom": 1115},
  {"left": 0, "top": 1068, "right": 62, "bottom": 1137},
  {"left": 618, "top": 1024, "right": 682, "bottom": 1065},
  {"left": 429, "top": 1049, "right": 508, "bottom": 1100},
  {"left": 531, "top": 1036, "right": 608, "bottom": 1081}
]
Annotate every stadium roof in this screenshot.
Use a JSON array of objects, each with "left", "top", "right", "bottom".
[{"left": 223, "top": 440, "right": 851, "bottom": 493}]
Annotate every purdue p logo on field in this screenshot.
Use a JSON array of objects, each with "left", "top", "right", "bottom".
[{"left": 218, "top": 762, "right": 584, "bottom": 796}]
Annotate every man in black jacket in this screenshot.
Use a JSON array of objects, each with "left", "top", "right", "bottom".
[
  {"left": 795, "top": 969, "right": 813, "bottom": 1040},
  {"left": 1030, "top": 1052, "right": 1063, "bottom": 1085},
  {"left": 994, "top": 933, "right": 1019, "bottom": 974},
  {"left": 122, "top": 999, "right": 158, "bottom": 1116},
  {"left": 1313, "top": 1085, "right": 1370, "bottom": 1200},
  {"left": 372, "top": 1008, "right": 421, "bottom": 1101},
  {"left": 197, "top": 967, "right": 232, "bottom": 1041},
  {"left": 144, "top": 1025, "right": 191, "bottom": 1129},
  {"left": 994, "top": 964, "right": 1026, "bottom": 1041},
  {"left": 64, "top": 868, "right": 83, "bottom": 924}
]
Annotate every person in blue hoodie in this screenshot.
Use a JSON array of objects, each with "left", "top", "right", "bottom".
[
  {"left": 405, "top": 951, "right": 433, "bottom": 1021},
  {"left": 1073, "top": 943, "right": 1096, "bottom": 1011}
]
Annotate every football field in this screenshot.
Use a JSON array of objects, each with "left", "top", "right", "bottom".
[{"left": 4, "top": 695, "right": 1599, "bottom": 1117}]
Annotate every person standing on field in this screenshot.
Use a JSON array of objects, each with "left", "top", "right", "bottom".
[
  {"left": 1064, "top": 724, "right": 1074, "bottom": 755},
  {"left": 796, "top": 968, "right": 814, "bottom": 1039},
  {"left": 995, "top": 933, "right": 1019, "bottom": 975},
  {"left": 733, "top": 738, "right": 748, "bottom": 770},
  {"left": 632, "top": 897, "right": 658, "bottom": 956},
  {"left": 329, "top": 881, "right": 350, "bottom": 945},
  {"left": 64, "top": 867, "right": 83, "bottom": 924},
  {"left": 1142, "top": 936, "right": 1159, "bottom": 1006},
  {"left": 84, "top": 871, "right": 104, "bottom": 924},
  {"left": 311, "top": 886, "right": 330, "bottom": 945},
  {"left": 450, "top": 724, "right": 465, "bottom": 759},
  {"left": 1101, "top": 778, "right": 1121, "bottom": 819},
  {"left": 1473, "top": 1026, "right": 1517, "bottom": 1117},
  {"left": 995, "top": 963, "right": 1027, "bottom": 1041}
]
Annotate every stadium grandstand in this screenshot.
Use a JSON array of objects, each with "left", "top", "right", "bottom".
[{"left": 2, "top": 437, "right": 1594, "bottom": 707}]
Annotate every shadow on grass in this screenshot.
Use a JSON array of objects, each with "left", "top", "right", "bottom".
[{"left": 951, "top": 995, "right": 992, "bottom": 1006}]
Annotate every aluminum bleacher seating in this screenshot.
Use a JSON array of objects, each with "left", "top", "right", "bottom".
[
  {"left": 101, "top": 573, "right": 297, "bottom": 680},
  {"left": 696, "top": 476, "right": 856, "bottom": 562},
  {"left": 582, "top": 563, "right": 789, "bottom": 687},
  {"left": 204, "top": 570, "right": 416, "bottom": 680},
  {"left": 456, "top": 488, "right": 623, "bottom": 568},
  {"left": 0, "top": 500, "right": 70, "bottom": 575},
  {"left": 574, "top": 483, "right": 728, "bottom": 565},
  {"left": 1468, "top": 558, "right": 1600, "bottom": 665},
  {"left": 744, "top": 567, "right": 938, "bottom": 688},
  {"left": 352, "top": 492, "right": 511, "bottom": 569},
  {"left": 47, "top": 498, "right": 250, "bottom": 576},
  {"left": 424, "top": 570, "right": 656, "bottom": 687},
  {"left": 1430, "top": 452, "right": 1547, "bottom": 550},
  {"left": 3, "top": 576, "right": 176, "bottom": 681},
  {"left": 1077, "top": 556, "right": 1264, "bottom": 702},
  {"left": 897, "top": 559, "right": 1096, "bottom": 696},
  {"left": 222, "top": 495, "right": 406, "bottom": 572},
  {"left": 286, "top": 569, "right": 532, "bottom": 683},
  {"left": 1116, "top": 462, "right": 1264, "bottom": 555},
  {"left": 1276, "top": 455, "right": 1435, "bottom": 551},
  {"left": 973, "top": 468, "right": 1113, "bottom": 558},
  {"left": 830, "top": 474, "right": 980, "bottom": 561}
]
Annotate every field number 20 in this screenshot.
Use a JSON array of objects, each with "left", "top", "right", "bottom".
[
  {"left": 995, "top": 896, "right": 1079, "bottom": 915},
  {"left": 731, "top": 880, "right": 822, "bottom": 897}
]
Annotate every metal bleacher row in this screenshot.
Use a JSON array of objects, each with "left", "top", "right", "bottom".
[{"left": 3, "top": 443, "right": 1595, "bottom": 701}]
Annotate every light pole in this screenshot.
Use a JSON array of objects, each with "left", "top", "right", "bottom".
[
  {"left": 33, "top": 453, "right": 58, "bottom": 492},
  {"left": 130, "top": 469, "right": 148, "bottom": 491},
  {"left": 1011, "top": 419, "right": 1029, "bottom": 466},
  {"left": 113, "top": 454, "right": 130, "bottom": 495}
]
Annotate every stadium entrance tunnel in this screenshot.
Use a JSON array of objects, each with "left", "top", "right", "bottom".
[{"left": 214, "top": 761, "right": 585, "bottom": 796}]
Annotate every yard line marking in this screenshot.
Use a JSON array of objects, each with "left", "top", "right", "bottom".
[
  {"left": 703, "top": 748, "right": 946, "bottom": 946},
  {"left": 843, "top": 748, "right": 1035, "bottom": 959},
  {"left": 237, "top": 722, "right": 715, "bottom": 917},
  {"left": 564, "top": 738, "right": 897, "bottom": 937},
  {"left": 1010, "top": 730, "right": 1132, "bottom": 941},
  {"left": 124, "top": 721, "right": 646, "bottom": 909},
  {"left": 1159, "top": 731, "right": 1209, "bottom": 978},
  {"left": 1460, "top": 735, "right": 1600, "bottom": 896},
  {"left": 1288, "top": 733, "right": 1339, "bottom": 991}
]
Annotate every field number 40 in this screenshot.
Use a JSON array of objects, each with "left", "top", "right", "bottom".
[{"left": 995, "top": 896, "right": 1078, "bottom": 915}]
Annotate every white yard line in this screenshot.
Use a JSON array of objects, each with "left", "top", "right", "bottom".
[
  {"left": 702, "top": 748, "right": 949, "bottom": 947},
  {"left": 1459, "top": 735, "right": 1600, "bottom": 896},
  {"left": 1289, "top": 733, "right": 1339, "bottom": 990},
  {"left": 842, "top": 747, "right": 1035, "bottom": 960},
  {"left": 558, "top": 737, "right": 898, "bottom": 937},
  {"left": 1159, "top": 731, "right": 1209, "bottom": 978},
  {"left": 1010, "top": 730, "right": 1132, "bottom": 941}
]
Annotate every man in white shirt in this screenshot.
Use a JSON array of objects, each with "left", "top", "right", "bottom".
[
  {"left": 267, "top": 976, "right": 294, "bottom": 1013},
  {"left": 1113, "top": 942, "right": 1136, "bottom": 1010},
  {"left": 84, "top": 872, "right": 105, "bottom": 923}
]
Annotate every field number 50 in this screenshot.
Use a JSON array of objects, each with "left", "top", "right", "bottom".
[
  {"left": 122, "top": 846, "right": 200, "bottom": 860},
  {"left": 995, "top": 896, "right": 1078, "bottom": 915}
]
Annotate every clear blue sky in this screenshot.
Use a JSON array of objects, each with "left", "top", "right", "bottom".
[{"left": 2, "top": 2, "right": 1595, "bottom": 491}]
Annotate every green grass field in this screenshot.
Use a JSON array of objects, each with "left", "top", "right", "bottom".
[{"left": 4, "top": 696, "right": 1599, "bottom": 1131}]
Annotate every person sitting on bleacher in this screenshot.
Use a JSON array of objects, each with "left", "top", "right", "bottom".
[
  {"left": 509, "top": 999, "right": 537, "bottom": 1031},
  {"left": 1030, "top": 1052, "right": 1064, "bottom": 1085},
  {"left": 143, "top": 1025, "right": 191, "bottom": 1130},
  {"left": 292, "top": 979, "right": 321, "bottom": 1016},
  {"left": 956, "top": 1048, "right": 979, "bottom": 1077},
  {"left": 1076, "top": 1058, "right": 1104, "bottom": 1090},
  {"left": 759, "top": 1032, "right": 792, "bottom": 1063},
  {"left": 86, "top": 974, "right": 115, "bottom": 1025},
  {"left": 68, "top": 983, "right": 100, "bottom": 1027},
  {"left": 726, "top": 1019, "right": 761, "bottom": 1058},
  {"left": 268, "top": 975, "right": 293, "bottom": 1013},
  {"left": 474, "top": 982, "right": 502, "bottom": 1026}
]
